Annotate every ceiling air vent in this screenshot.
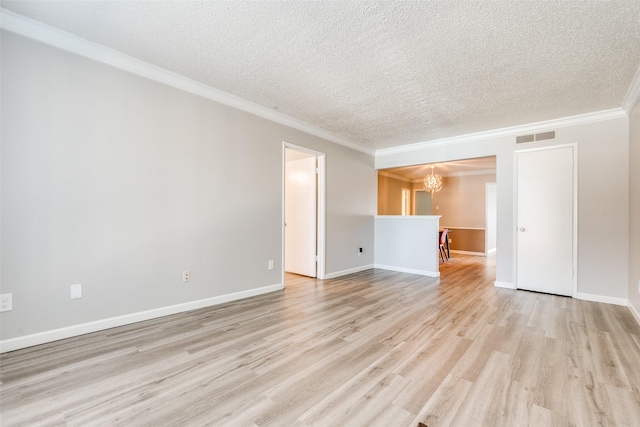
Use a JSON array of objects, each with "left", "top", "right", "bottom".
[{"left": 516, "top": 130, "right": 556, "bottom": 144}]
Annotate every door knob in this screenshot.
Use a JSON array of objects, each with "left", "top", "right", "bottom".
[{"left": 519, "top": 227, "right": 525, "bottom": 232}]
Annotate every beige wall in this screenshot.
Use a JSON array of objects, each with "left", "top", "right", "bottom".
[
  {"left": 434, "top": 173, "right": 495, "bottom": 253},
  {"left": 447, "top": 229, "right": 486, "bottom": 253},
  {"left": 431, "top": 173, "right": 496, "bottom": 229},
  {"left": 378, "top": 174, "right": 411, "bottom": 215},
  {"left": 629, "top": 97, "right": 640, "bottom": 315}
]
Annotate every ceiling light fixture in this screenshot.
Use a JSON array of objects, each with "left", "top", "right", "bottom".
[{"left": 423, "top": 165, "right": 443, "bottom": 199}]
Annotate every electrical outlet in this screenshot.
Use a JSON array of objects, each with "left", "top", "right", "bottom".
[
  {"left": 358, "top": 247, "right": 363, "bottom": 256},
  {"left": 267, "top": 260, "right": 274, "bottom": 270},
  {"left": 449, "top": 239, "right": 452, "bottom": 244},
  {"left": 183, "top": 271, "right": 191, "bottom": 283},
  {"left": 70, "top": 284, "right": 82, "bottom": 299},
  {"left": 0, "top": 294, "right": 13, "bottom": 312}
]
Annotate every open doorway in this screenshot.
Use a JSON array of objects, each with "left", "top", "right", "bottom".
[
  {"left": 377, "top": 156, "right": 497, "bottom": 276},
  {"left": 283, "top": 142, "right": 326, "bottom": 285}
]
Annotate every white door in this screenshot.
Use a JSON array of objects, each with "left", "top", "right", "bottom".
[
  {"left": 285, "top": 155, "right": 317, "bottom": 277},
  {"left": 516, "top": 146, "right": 574, "bottom": 296}
]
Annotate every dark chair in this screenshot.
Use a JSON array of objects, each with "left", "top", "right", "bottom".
[{"left": 439, "top": 228, "right": 449, "bottom": 262}]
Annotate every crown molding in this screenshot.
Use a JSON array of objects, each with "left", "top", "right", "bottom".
[
  {"left": 2, "top": 8, "right": 634, "bottom": 158},
  {"left": 408, "top": 168, "right": 497, "bottom": 183},
  {"left": 378, "top": 170, "right": 412, "bottom": 183},
  {"left": 375, "top": 108, "right": 627, "bottom": 158},
  {"left": 622, "top": 62, "right": 640, "bottom": 114},
  {"left": 0, "top": 8, "right": 374, "bottom": 156},
  {"left": 441, "top": 169, "right": 496, "bottom": 178}
]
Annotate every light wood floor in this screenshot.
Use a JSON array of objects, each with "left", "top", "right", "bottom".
[{"left": 2, "top": 255, "right": 640, "bottom": 426}]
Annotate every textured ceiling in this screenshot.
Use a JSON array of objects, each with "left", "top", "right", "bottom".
[{"left": 3, "top": 1, "right": 640, "bottom": 150}]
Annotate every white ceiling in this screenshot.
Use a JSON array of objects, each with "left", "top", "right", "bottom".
[{"left": 3, "top": 1, "right": 640, "bottom": 151}]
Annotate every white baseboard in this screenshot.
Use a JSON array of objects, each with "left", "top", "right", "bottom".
[
  {"left": 0, "top": 283, "right": 283, "bottom": 353},
  {"left": 373, "top": 264, "right": 440, "bottom": 277},
  {"left": 450, "top": 250, "right": 486, "bottom": 256},
  {"left": 487, "top": 248, "right": 497, "bottom": 255},
  {"left": 323, "top": 264, "right": 374, "bottom": 280},
  {"left": 628, "top": 302, "right": 640, "bottom": 327},
  {"left": 494, "top": 281, "right": 516, "bottom": 289},
  {"left": 575, "top": 292, "right": 628, "bottom": 306}
]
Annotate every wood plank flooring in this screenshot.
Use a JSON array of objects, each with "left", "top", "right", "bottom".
[{"left": 1, "top": 255, "right": 640, "bottom": 426}]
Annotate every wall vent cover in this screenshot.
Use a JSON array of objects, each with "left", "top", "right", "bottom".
[
  {"left": 535, "top": 131, "right": 556, "bottom": 141},
  {"left": 516, "top": 130, "right": 556, "bottom": 144},
  {"left": 516, "top": 134, "right": 535, "bottom": 144}
]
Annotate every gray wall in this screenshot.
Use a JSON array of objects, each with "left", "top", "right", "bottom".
[
  {"left": 377, "top": 116, "right": 630, "bottom": 299},
  {"left": 629, "top": 97, "right": 640, "bottom": 314},
  {"left": 0, "top": 32, "right": 376, "bottom": 341},
  {"left": 414, "top": 190, "right": 432, "bottom": 215},
  {"left": 566, "top": 119, "right": 629, "bottom": 299}
]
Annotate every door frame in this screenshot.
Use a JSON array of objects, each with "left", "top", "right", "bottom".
[
  {"left": 282, "top": 141, "right": 326, "bottom": 281},
  {"left": 412, "top": 188, "right": 427, "bottom": 215},
  {"left": 513, "top": 143, "right": 578, "bottom": 297},
  {"left": 485, "top": 182, "right": 497, "bottom": 255}
]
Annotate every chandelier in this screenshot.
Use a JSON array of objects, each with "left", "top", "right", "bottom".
[{"left": 423, "top": 165, "right": 443, "bottom": 198}]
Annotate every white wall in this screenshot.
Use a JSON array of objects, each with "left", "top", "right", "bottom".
[
  {"left": 629, "top": 97, "right": 640, "bottom": 317},
  {"left": 486, "top": 183, "right": 497, "bottom": 252},
  {"left": 377, "top": 114, "right": 630, "bottom": 300},
  {"left": 0, "top": 32, "right": 376, "bottom": 345},
  {"left": 374, "top": 216, "right": 440, "bottom": 277}
]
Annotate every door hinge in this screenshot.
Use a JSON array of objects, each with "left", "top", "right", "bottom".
[
  {"left": 315, "top": 255, "right": 319, "bottom": 262},
  {"left": 315, "top": 168, "right": 319, "bottom": 174}
]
